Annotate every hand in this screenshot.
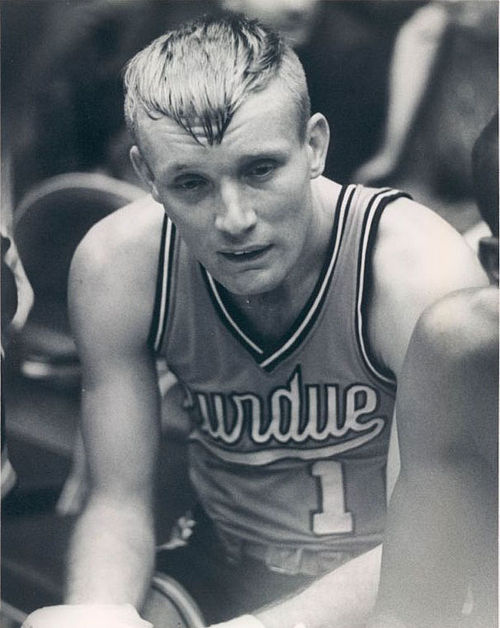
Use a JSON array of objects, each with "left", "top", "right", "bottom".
[{"left": 21, "top": 604, "right": 153, "bottom": 628}]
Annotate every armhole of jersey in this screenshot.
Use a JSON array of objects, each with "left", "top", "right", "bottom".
[
  {"left": 148, "top": 215, "right": 176, "bottom": 353},
  {"left": 356, "top": 190, "right": 412, "bottom": 389}
]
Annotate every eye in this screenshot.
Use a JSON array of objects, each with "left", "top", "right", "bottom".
[
  {"left": 173, "top": 175, "right": 207, "bottom": 192},
  {"left": 247, "top": 160, "right": 277, "bottom": 179}
]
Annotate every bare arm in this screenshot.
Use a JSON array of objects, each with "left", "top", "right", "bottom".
[
  {"left": 354, "top": 4, "right": 448, "bottom": 183},
  {"left": 253, "top": 546, "right": 381, "bottom": 628},
  {"left": 66, "top": 351, "right": 160, "bottom": 606},
  {"left": 365, "top": 202, "right": 492, "bottom": 627},
  {"left": 65, "top": 209, "right": 162, "bottom": 607},
  {"left": 371, "top": 289, "right": 498, "bottom": 628}
]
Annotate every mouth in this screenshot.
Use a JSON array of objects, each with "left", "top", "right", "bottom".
[{"left": 219, "top": 244, "right": 272, "bottom": 263}]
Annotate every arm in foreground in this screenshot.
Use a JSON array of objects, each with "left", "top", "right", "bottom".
[
  {"left": 371, "top": 288, "right": 499, "bottom": 628},
  {"left": 253, "top": 546, "right": 382, "bottom": 628}
]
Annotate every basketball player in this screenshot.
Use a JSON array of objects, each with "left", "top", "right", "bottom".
[
  {"left": 23, "top": 15, "right": 488, "bottom": 628},
  {"left": 370, "top": 114, "right": 499, "bottom": 628}
]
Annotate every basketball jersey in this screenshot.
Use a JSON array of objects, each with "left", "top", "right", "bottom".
[{"left": 151, "top": 184, "right": 410, "bottom": 567}]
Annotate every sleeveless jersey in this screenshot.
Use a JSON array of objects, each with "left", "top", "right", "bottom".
[{"left": 151, "top": 184, "right": 409, "bottom": 569}]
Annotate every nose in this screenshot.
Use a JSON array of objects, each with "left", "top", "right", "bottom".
[{"left": 215, "top": 181, "right": 257, "bottom": 237}]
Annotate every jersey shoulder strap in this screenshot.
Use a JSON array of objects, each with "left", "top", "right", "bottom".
[{"left": 148, "top": 215, "right": 177, "bottom": 352}]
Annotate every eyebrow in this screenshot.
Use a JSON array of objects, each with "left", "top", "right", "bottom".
[
  {"left": 160, "top": 163, "right": 203, "bottom": 179},
  {"left": 170, "top": 164, "right": 195, "bottom": 172},
  {"left": 239, "top": 149, "right": 286, "bottom": 161}
]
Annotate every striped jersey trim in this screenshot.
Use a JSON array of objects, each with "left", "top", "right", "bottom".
[
  {"left": 202, "top": 184, "right": 355, "bottom": 372},
  {"left": 260, "top": 184, "right": 354, "bottom": 370},
  {"left": 149, "top": 216, "right": 176, "bottom": 353},
  {"left": 204, "top": 272, "right": 264, "bottom": 356},
  {"left": 355, "top": 188, "right": 411, "bottom": 387}
]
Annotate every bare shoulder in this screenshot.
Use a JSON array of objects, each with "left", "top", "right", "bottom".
[
  {"left": 69, "top": 195, "right": 165, "bottom": 345},
  {"left": 376, "top": 197, "right": 486, "bottom": 288},
  {"left": 367, "top": 196, "right": 488, "bottom": 375},
  {"left": 71, "top": 194, "right": 164, "bottom": 275}
]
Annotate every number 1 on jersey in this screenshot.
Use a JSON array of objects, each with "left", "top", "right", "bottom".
[{"left": 312, "top": 460, "right": 353, "bottom": 535}]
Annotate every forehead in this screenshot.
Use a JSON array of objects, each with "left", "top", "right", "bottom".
[{"left": 136, "top": 80, "right": 303, "bottom": 172}]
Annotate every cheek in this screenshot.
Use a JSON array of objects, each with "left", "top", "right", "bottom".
[
  {"left": 280, "top": 160, "right": 312, "bottom": 200},
  {"left": 267, "top": 165, "right": 309, "bottom": 210},
  {"left": 160, "top": 194, "right": 211, "bottom": 236},
  {"left": 270, "top": 181, "right": 310, "bottom": 226}
]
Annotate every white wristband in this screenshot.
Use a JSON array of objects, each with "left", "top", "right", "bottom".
[
  {"left": 21, "top": 604, "right": 152, "bottom": 628},
  {"left": 210, "top": 615, "right": 266, "bottom": 628}
]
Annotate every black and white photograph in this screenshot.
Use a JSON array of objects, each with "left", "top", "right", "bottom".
[{"left": 1, "top": 1, "right": 498, "bottom": 627}]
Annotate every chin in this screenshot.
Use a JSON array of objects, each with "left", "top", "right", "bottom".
[{"left": 228, "top": 271, "right": 286, "bottom": 297}]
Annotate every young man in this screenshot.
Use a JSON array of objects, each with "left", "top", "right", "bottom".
[
  {"left": 23, "top": 15, "right": 487, "bottom": 628},
  {"left": 370, "top": 114, "right": 499, "bottom": 628}
]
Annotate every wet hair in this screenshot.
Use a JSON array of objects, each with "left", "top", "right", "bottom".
[
  {"left": 123, "top": 13, "right": 311, "bottom": 146},
  {"left": 472, "top": 112, "right": 499, "bottom": 237}
]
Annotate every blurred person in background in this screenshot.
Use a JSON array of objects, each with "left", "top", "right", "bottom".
[
  {"left": 22, "top": 14, "right": 488, "bottom": 628},
  {"left": 355, "top": 0, "right": 498, "bottom": 234},
  {"left": 370, "top": 113, "right": 499, "bottom": 628}
]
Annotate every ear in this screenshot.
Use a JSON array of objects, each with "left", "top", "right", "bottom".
[
  {"left": 305, "top": 113, "right": 330, "bottom": 179},
  {"left": 130, "top": 145, "right": 161, "bottom": 202}
]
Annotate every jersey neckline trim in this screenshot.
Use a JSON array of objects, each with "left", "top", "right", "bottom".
[
  {"left": 150, "top": 217, "right": 176, "bottom": 352},
  {"left": 201, "top": 185, "right": 354, "bottom": 372}
]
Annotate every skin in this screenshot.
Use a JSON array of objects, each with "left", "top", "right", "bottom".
[
  {"left": 62, "top": 77, "right": 488, "bottom": 628},
  {"left": 131, "top": 80, "right": 333, "bottom": 345},
  {"left": 131, "top": 81, "right": 330, "bottom": 299},
  {"left": 370, "top": 239, "right": 499, "bottom": 628},
  {"left": 371, "top": 287, "right": 498, "bottom": 628}
]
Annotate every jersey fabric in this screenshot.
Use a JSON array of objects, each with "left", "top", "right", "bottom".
[{"left": 151, "top": 184, "right": 410, "bottom": 576}]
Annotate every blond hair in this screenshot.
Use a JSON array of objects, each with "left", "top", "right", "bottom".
[{"left": 124, "top": 14, "right": 310, "bottom": 145}]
